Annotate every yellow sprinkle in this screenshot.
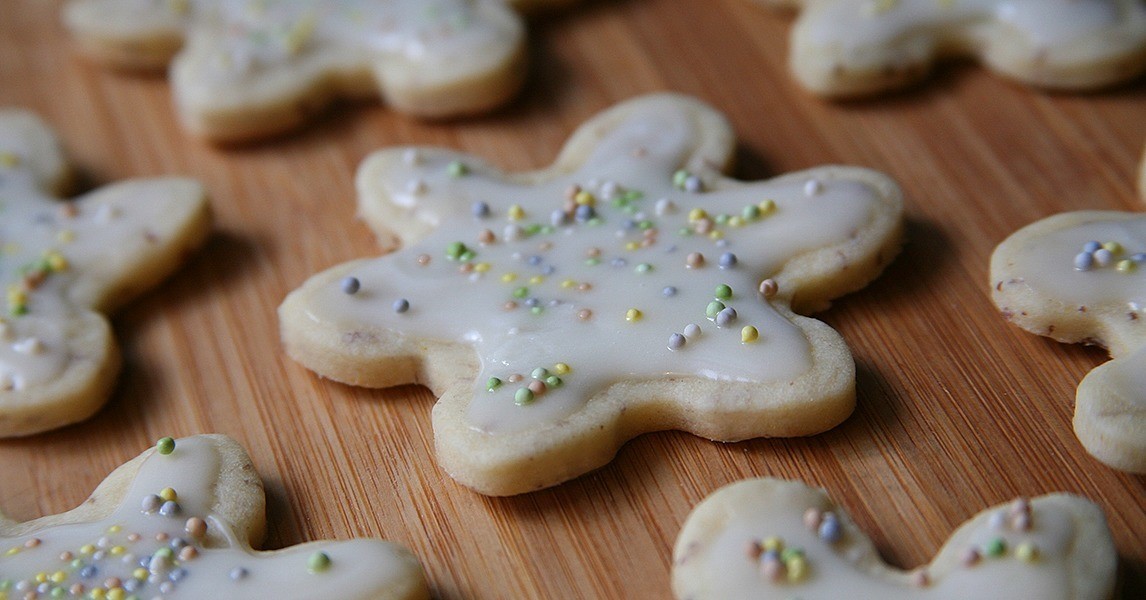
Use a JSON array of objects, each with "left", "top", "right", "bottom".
[
  {"left": 728, "top": 216, "right": 745, "bottom": 228},
  {"left": 529, "top": 275, "right": 544, "bottom": 285},
  {"left": 786, "top": 556, "right": 808, "bottom": 582},
  {"left": 132, "top": 568, "right": 148, "bottom": 580},
  {"left": 574, "top": 191, "right": 595, "bottom": 206},
  {"left": 56, "top": 230, "right": 75, "bottom": 243},
  {"left": 553, "top": 363, "right": 570, "bottom": 375},
  {"left": 35, "top": 572, "right": 48, "bottom": 583},
  {"left": 106, "top": 524, "right": 122, "bottom": 534},
  {"left": 0, "top": 152, "right": 20, "bottom": 168},
  {"left": 741, "top": 326, "right": 759, "bottom": 343},
  {"left": 758, "top": 199, "right": 776, "bottom": 214},
  {"left": 561, "top": 279, "right": 576, "bottom": 289},
  {"left": 46, "top": 252, "right": 68, "bottom": 272},
  {"left": 1015, "top": 542, "right": 1039, "bottom": 563},
  {"left": 110, "top": 545, "right": 125, "bottom": 556},
  {"left": 709, "top": 230, "right": 724, "bottom": 241},
  {"left": 501, "top": 273, "right": 517, "bottom": 283},
  {"left": 51, "top": 571, "right": 67, "bottom": 584},
  {"left": 508, "top": 205, "right": 525, "bottom": 221},
  {"left": 625, "top": 241, "right": 640, "bottom": 251},
  {"left": 159, "top": 487, "right": 178, "bottom": 502},
  {"left": 688, "top": 208, "right": 707, "bottom": 222},
  {"left": 108, "top": 589, "right": 126, "bottom": 600},
  {"left": 80, "top": 544, "right": 96, "bottom": 555},
  {"left": 761, "top": 536, "right": 783, "bottom": 552},
  {"left": 285, "top": 16, "right": 317, "bottom": 55},
  {"left": 4, "top": 547, "right": 20, "bottom": 556},
  {"left": 1117, "top": 259, "right": 1136, "bottom": 273},
  {"left": 90, "top": 589, "right": 106, "bottom": 600},
  {"left": 473, "top": 262, "right": 490, "bottom": 273},
  {"left": 1102, "top": 241, "right": 1123, "bottom": 254},
  {"left": 3, "top": 243, "right": 19, "bottom": 254},
  {"left": 625, "top": 308, "right": 642, "bottom": 322}
]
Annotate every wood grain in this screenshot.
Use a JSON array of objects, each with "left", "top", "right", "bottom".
[{"left": 2, "top": 1, "right": 1144, "bottom": 597}]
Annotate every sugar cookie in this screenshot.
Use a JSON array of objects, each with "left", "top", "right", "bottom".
[
  {"left": 63, "top": 0, "right": 528, "bottom": 141},
  {"left": 0, "top": 110, "right": 210, "bottom": 437},
  {"left": 0, "top": 435, "right": 428, "bottom": 599},
  {"left": 762, "top": 0, "right": 1146, "bottom": 96},
  {"left": 991, "top": 195, "right": 1146, "bottom": 473},
  {"left": 672, "top": 478, "right": 1116, "bottom": 599},
  {"left": 279, "top": 94, "right": 903, "bottom": 495}
]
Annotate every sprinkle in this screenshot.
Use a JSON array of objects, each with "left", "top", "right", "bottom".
[
  {"left": 911, "top": 570, "right": 930, "bottom": 588},
  {"left": 1118, "top": 259, "right": 1137, "bottom": 273},
  {"left": 662, "top": 286, "right": 677, "bottom": 297},
  {"left": 988, "top": 510, "right": 1006, "bottom": 530},
  {"left": 1093, "top": 248, "right": 1114, "bottom": 267},
  {"left": 745, "top": 540, "right": 763, "bottom": 559},
  {"left": 683, "top": 323, "right": 701, "bottom": 338},
  {"left": 961, "top": 547, "right": 981, "bottom": 567},
  {"left": 803, "top": 508, "right": 822, "bottom": 531},
  {"left": 758, "top": 279, "right": 779, "bottom": 300},
  {"left": 715, "top": 307, "right": 737, "bottom": 327},
  {"left": 785, "top": 555, "right": 807, "bottom": 583},
  {"left": 178, "top": 546, "right": 198, "bottom": 561},
  {"left": 673, "top": 170, "right": 690, "bottom": 189},
  {"left": 804, "top": 179, "right": 823, "bottom": 196},
  {"left": 334, "top": 276, "right": 362, "bottom": 298},
  {"left": 507, "top": 374, "right": 523, "bottom": 383},
  {"left": 684, "top": 175, "right": 703, "bottom": 193},
  {"left": 1102, "top": 241, "right": 1123, "bottom": 254},
  {"left": 447, "top": 160, "right": 468, "bottom": 178},
  {"left": 1015, "top": 542, "right": 1039, "bottom": 563},
  {"left": 504, "top": 224, "right": 525, "bottom": 241},
  {"left": 472, "top": 201, "right": 491, "bottom": 219},
  {"left": 574, "top": 191, "right": 595, "bottom": 206},
  {"left": 545, "top": 376, "right": 562, "bottom": 388},
  {"left": 742, "top": 205, "right": 761, "bottom": 221},
  {"left": 760, "top": 552, "right": 784, "bottom": 582},
  {"left": 654, "top": 198, "right": 675, "bottom": 215},
  {"left": 686, "top": 252, "right": 705, "bottom": 268},
  {"left": 156, "top": 437, "right": 176, "bottom": 455},
  {"left": 706, "top": 301, "right": 725, "bottom": 318},
  {"left": 574, "top": 204, "right": 596, "bottom": 222},
  {"left": 1082, "top": 241, "right": 1102, "bottom": 253},
  {"left": 528, "top": 380, "right": 547, "bottom": 396},
  {"left": 625, "top": 308, "right": 643, "bottom": 322},
  {"left": 741, "top": 326, "right": 759, "bottom": 343},
  {"left": 553, "top": 363, "right": 571, "bottom": 375},
  {"left": 159, "top": 501, "right": 180, "bottom": 517},
  {"left": 392, "top": 299, "right": 410, "bottom": 313},
  {"left": 817, "top": 512, "right": 841, "bottom": 543},
  {"left": 417, "top": 254, "right": 431, "bottom": 266},
  {"left": 761, "top": 536, "right": 783, "bottom": 553},
  {"left": 719, "top": 252, "right": 738, "bottom": 269},
  {"left": 668, "top": 333, "right": 686, "bottom": 350},
  {"left": 184, "top": 517, "right": 207, "bottom": 539},
  {"left": 577, "top": 309, "right": 593, "bottom": 321},
  {"left": 531, "top": 367, "right": 549, "bottom": 379},
  {"left": 688, "top": 208, "right": 707, "bottom": 222},
  {"left": 635, "top": 263, "right": 653, "bottom": 274},
  {"left": 230, "top": 567, "right": 248, "bottom": 581},
  {"left": 714, "top": 284, "right": 732, "bottom": 300},
  {"left": 486, "top": 377, "right": 502, "bottom": 392},
  {"left": 514, "top": 388, "right": 535, "bottom": 405},
  {"left": 508, "top": 204, "right": 525, "bottom": 221},
  {"left": 984, "top": 537, "right": 1006, "bottom": 557},
  {"left": 307, "top": 551, "right": 332, "bottom": 573},
  {"left": 159, "top": 488, "right": 178, "bottom": 502}
]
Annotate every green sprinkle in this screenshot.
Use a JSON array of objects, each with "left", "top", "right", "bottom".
[
  {"left": 638, "top": 220, "right": 654, "bottom": 230},
  {"left": 635, "top": 263, "right": 653, "bottom": 274},
  {"left": 156, "top": 437, "right": 176, "bottom": 455},
  {"left": 155, "top": 547, "right": 175, "bottom": 560},
  {"left": 588, "top": 217, "right": 603, "bottom": 226},
  {"left": 531, "top": 367, "right": 549, "bottom": 379},
  {"left": 70, "top": 559, "right": 83, "bottom": 569},
  {"left": 51, "top": 588, "right": 65, "bottom": 599},
  {"left": 540, "top": 225, "right": 555, "bottom": 235},
  {"left": 308, "top": 551, "right": 332, "bottom": 573},
  {"left": 1, "top": 579, "right": 12, "bottom": 591},
  {"left": 515, "top": 388, "right": 535, "bottom": 405},
  {"left": 742, "top": 205, "right": 761, "bottom": 220},
  {"left": 526, "top": 224, "right": 543, "bottom": 235},
  {"left": 545, "top": 375, "right": 562, "bottom": 388},
  {"left": 706, "top": 301, "right": 725, "bottom": 318},
  {"left": 678, "top": 227, "right": 692, "bottom": 236},
  {"left": 714, "top": 284, "right": 732, "bottom": 300},
  {"left": 530, "top": 306, "right": 543, "bottom": 315},
  {"left": 672, "top": 169, "right": 689, "bottom": 189},
  {"left": 486, "top": 377, "right": 502, "bottom": 392},
  {"left": 780, "top": 547, "right": 804, "bottom": 562},
  {"left": 715, "top": 214, "right": 729, "bottom": 225},
  {"left": 459, "top": 250, "right": 476, "bottom": 262},
  {"left": 10, "top": 305, "right": 27, "bottom": 316},
  {"left": 446, "top": 160, "right": 468, "bottom": 177},
  {"left": 623, "top": 190, "right": 644, "bottom": 202},
  {"left": 513, "top": 287, "right": 529, "bottom": 299},
  {"left": 984, "top": 537, "right": 1006, "bottom": 558},
  {"left": 585, "top": 258, "right": 601, "bottom": 266},
  {"left": 446, "top": 241, "right": 466, "bottom": 260}
]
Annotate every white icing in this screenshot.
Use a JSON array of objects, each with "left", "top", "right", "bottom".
[
  {"left": 298, "top": 105, "right": 887, "bottom": 434},
  {"left": 0, "top": 437, "right": 418, "bottom": 598},
  {"left": 798, "top": 0, "right": 1141, "bottom": 50},
  {"left": 674, "top": 480, "right": 1108, "bottom": 600}
]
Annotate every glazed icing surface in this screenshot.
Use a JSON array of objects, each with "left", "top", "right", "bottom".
[
  {"left": 0, "top": 436, "right": 418, "bottom": 598},
  {"left": 798, "top": 0, "right": 1140, "bottom": 50},
  {"left": 0, "top": 131, "right": 192, "bottom": 393},
  {"left": 299, "top": 105, "right": 887, "bottom": 434},
  {"left": 673, "top": 479, "right": 1111, "bottom": 600}
]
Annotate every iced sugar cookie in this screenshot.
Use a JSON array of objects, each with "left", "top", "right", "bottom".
[
  {"left": 0, "top": 110, "right": 209, "bottom": 437},
  {"left": 279, "top": 94, "right": 904, "bottom": 495},
  {"left": 991, "top": 200, "right": 1146, "bottom": 473},
  {"left": 0, "top": 435, "right": 429, "bottom": 599},
  {"left": 64, "top": 0, "right": 527, "bottom": 141},
  {"left": 762, "top": 0, "right": 1146, "bottom": 97},
  {"left": 672, "top": 479, "right": 1116, "bottom": 600}
]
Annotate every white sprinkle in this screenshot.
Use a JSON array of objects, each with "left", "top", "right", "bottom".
[
  {"left": 406, "top": 178, "right": 427, "bottom": 195},
  {"left": 988, "top": 510, "right": 1007, "bottom": 530},
  {"left": 684, "top": 175, "right": 703, "bottom": 193},
  {"left": 1093, "top": 248, "right": 1114, "bottom": 267},
  {"left": 804, "top": 178, "right": 823, "bottom": 196},
  {"left": 504, "top": 224, "right": 524, "bottom": 242},
  {"left": 654, "top": 198, "right": 676, "bottom": 216},
  {"left": 683, "top": 323, "right": 701, "bottom": 339},
  {"left": 600, "top": 180, "right": 620, "bottom": 200},
  {"left": 402, "top": 149, "right": 422, "bottom": 166},
  {"left": 668, "top": 333, "right": 686, "bottom": 351},
  {"left": 13, "top": 337, "right": 43, "bottom": 355}
]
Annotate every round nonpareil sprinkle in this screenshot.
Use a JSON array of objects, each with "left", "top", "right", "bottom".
[
  {"left": 714, "top": 284, "right": 732, "bottom": 300},
  {"left": 307, "top": 551, "right": 332, "bottom": 573},
  {"left": 668, "top": 333, "right": 686, "bottom": 350},
  {"left": 683, "top": 323, "right": 701, "bottom": 339},
  {"left": 741, "top": 326, "right": 759, "bottom": 343},
  {"left": 984, "top": 537, "right": 1006, "bottom": 557},
  {"left": 1015, "top": 542, "right": 1039, "bottom": 562},
  {"left": 514, "top": 388, "right": 535, "bottom": 405},
  {"left": 715, "top": 307, "right": 737, "bottom": 327},
  {"left": 625, "top": 308, "right": 642, "bottom": 322},
  {"left": 719, "top": 252, "right": 737, "bottom": 268},
  {"left": 156, "top": 437, "right": 176, "bottom": 456},
  {"left": 392, "top": 299, "right": 410, "bottom": 313}
]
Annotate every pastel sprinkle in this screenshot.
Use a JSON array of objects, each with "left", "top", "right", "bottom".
[
  {"left": 156, "top": 437, "right": 175, "bottom": 455},
  {"left": 635, "top": 263, "right": 653, "bottom": 273},
  {"left": 683, "top": 323, "right": 701, "bottom": 338},
  {"left": 159, "top": 488, "right": 178, "bottom": 502},
  {"left": 514, "top": 388, "right": 535, "bottom": 405},
  {"left": 487, "top": 377, "right": 502, "bottom": 392},
  {"left": 785, "top": 555, "right": 807, "bottom": 583},
  {"left": 392, "top": 299, "right": 410, "bottom": 313},
  {"left": 662, "top": 286, "right": 678, "bottom": 297},
  {"left": 715, "top": 307, "right": 737, "bottom": 327},
  {"left": 625, "top": 308, "right": 643, "bottom": 322},
  {"left": 817, "top": 512, "right": 841, "bottom": 543},
  {"left": 668, "top": 333, "right": 686, "bottom": 350},
  {"left": 307, "top": 551, "right": 332, "bottom": 573},
  {"left": 804, "top": 179, "right": 822, "bottom": 196},
  {"left": 741, "top": 326, "right": 759, "bottom": 343},
  {"left": 1015, "top": 542, "right": 1039, "bottom": 563},
  {"left": 759, "top": 278, "right": 778, "bottom": 298},
  {"left": 446, "top": 160, "right": 469, "bottom": 178},
  {"left": 553, "top": 363, "right": 571, "bottom": 375},
  {"left": 984, "top": 537, "right": 1006, "bottom": 557},
  {"left": 508, "top": 204, "right": 525, "bottom": 221},
  {"left": 1117, "top": 259, "right": 1136, "bottom": 273},
  {"left": 545, "top": 376, "right": 562, "bottom": 388},
  {"left": 1102, "top": 241, "right": 1122, "bottom": 254},
  {"left": 718, "top": 252, "right": 737, "bottom": 268},
  {"left": 761, "top": 536, "right": 783, "bottom": 553},
  {"left": 531, "top": 367, "right": 549, "bottom": 379},
  {"left": 961, "top": 547, "right": 981, "bottom": 567},
  {"left": 339, "top": 277, "right": 360, "bottom": 295},
  {"left": 1082, "top": 241, "right": 1102, "bottom": 253},
  {"left": 714, "top": 284, "right": 732, "bottom": 300}
]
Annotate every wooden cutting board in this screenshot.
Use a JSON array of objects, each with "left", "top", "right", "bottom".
[{"left": 1, "top": 1, "right": 1143, "bottom": 597}]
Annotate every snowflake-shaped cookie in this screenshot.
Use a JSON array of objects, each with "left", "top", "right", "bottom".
[
  {"left": 673, "top": 479, "right": 1116, "bottom": 599},
  {"left": 64, "top": 0, "right": 529, "bottom": 141},
  {"left": 0, "top": 435, "right": 428, "bottom": 599},
  {"left": 991, "top": 178, "right": 1146, "bottom": 473},
  {"left": 0, "top": 110, "right": 209, "bottom": 437},
  {"left": 279, "top": 94, "right": 904, "bottom": 495},
  {"left": 762, "top": 0, "right": 1146, "bottom": 96}
]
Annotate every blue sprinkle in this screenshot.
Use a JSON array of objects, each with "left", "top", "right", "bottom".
[
  {"left": 715, "top": 307, "right": 738, "bottom": 327},
  {"left": 575, "top": 204, "right": 596, "bottom": 222},
  {"left": 819, "top": 515, "right": 843, "bottom": 543},
  {"left": 123, "top": 579, "right": 140, "bottom": 593},
  {"left": 611, "top": 258, "right": 627, "bottom": 268},
  {"left": 668, "top": 333, "right": 686, "bottom": 350},
  {"left": 159, "top": 501, "right": 180, "bottom": 516},
  {"left": 542, "top": 265, "right": 556, "bottom": 275},
  {"left": 527, "top": 255, "right": 542, "bottom": 266},
  {"left": 170, "top": 568, "right": 188, "bottom": 582},
  {"left": 80, "top": 566, "right": 97, "bottom": 579},
  {"left": 1082, "top": 241, "right": 1101, "bottom": 253},
  {"left": 525, "top": 298, "right": 540, "bottom": 308},
  {"left": 139, "top": 556, "right": 151, "bottom": 568},
  {"left": 230, "top": 567, "right": 249, "bottom": 581},
  {"left": 761, "top": 550, "right": 779, "bottom": 562},
  {"left": 169, "top": 537, "right": 187, "bottom": 550},
  {"left": 472, "top": 201, "right": 491, "bottom": 218},
  {"left": 662, "top": 286, "right": 678, "bottom": 297},
  {"left": 684, "top": 175, "right": 703, "bottom": 193},
  {"left": 340, "top": 276, "right": 360, "bottom": 295},
  {"left": 622, "top": 219, "right": 637, "bottom": 230},
  {"left": 550, "top": 209, "right": 567, "bottom": 226},
  {"left": 393, "top": 298, "right": 410, "bottom": 313},
  {"left": 1133, "top": 253, "right": 1146, "bottom": 263},
  {"left": 1073, "top": 252, "right": 1094, "bottom": 271},
  {"left": 719, "top": 252, "right": 737, "bottom": 268}
]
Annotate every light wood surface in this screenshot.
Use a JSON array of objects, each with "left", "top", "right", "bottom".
[{"left": 2, "top": 1, "right": 1143, "bottom": 597}]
